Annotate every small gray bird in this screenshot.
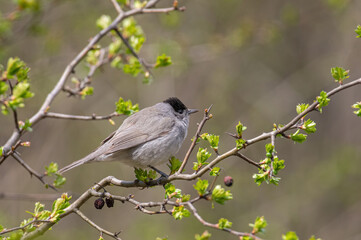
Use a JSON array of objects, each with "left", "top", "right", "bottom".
[{"left": 58, "top": 97, "right": 197, "bottom": 174}]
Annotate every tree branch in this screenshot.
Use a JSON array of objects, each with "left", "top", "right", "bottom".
[
  {"left": 235, "top": 153, "right": 261, "bottom": 169},
  {"left": 11, "top": 153, "right": 57, "bottom": 191},
  {"left": 142, "top": 6, "right": 186, "bottom": 13},
  {"left": 110, "top": 0, "right": 124, "bottom": 14},
  {"left": 45, "top": 112, "right": 120, "bottom": 121}
]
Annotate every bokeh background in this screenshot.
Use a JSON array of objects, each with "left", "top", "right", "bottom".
[{"left": 1, "top": 0, "right": 361, "bottom": 239}]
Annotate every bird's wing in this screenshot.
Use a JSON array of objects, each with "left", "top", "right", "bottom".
[{"left": 103, "top": 112, "right": 175, "bottom": 154}]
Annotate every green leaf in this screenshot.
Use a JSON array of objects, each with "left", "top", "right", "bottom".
[
  {"left": 1, "top": 105, "right": 8, "bottom": 115},
  {"left": 236, "top": 139, "right": 246, "bottom": 149},
  {"left": 123, "top": 58, "right": 142, "bottom": 76},
  {"left": 117, "top": 0, "right": 129, "bottom": 5},
  {"left": 6, "top": 57, "right": 25, "bottom": 78},
  {"left": 80, "top": 86, "right": 94, "bottom": 99},
  {"left": 351, "top": 102, "right": 361, "bottom": 117},
  {"left": 164, "top": 183, "right": 182, "bottom": 199},
  {"left": 96, "top": 15, "right": 112, "bottom": 30},
  {"left": 302, "top": 119, "right": 316, "bottom": 133},
  {"left": 167, "top": 156, "right": 182, "bottom": 174},
  {"left": 0, "top": 146, "right": 3, "bottom": 157},
  {"left": 85, "top": 48, "right": 100, "bottom": 65},
  {"left": 13, "top": 82, "right": 34, "bottom": 99},
  {"left": 218, "top": 218, "right": 232, "bottom": 229},
  {"left": 211, "top": 185, "right": 233, "bottom": 205},
  {"left": 355, "top": 25, "right": 361, "bottom": 38},
  {"left": 111, "top": 56, "right": 123, "bottom": 69},
  {"left": 253, "top": 171, "right": 268, "bottom": 186},
  {"left": 282, "top": 231, "right": 299, "bottom": 240},
  {"left": 265, "top": 143, "right": 274, "bottom": 155},
  {"left": 209, "top": 167, "right": 220, "bottom": 176},
  {"left": 128, "top": 35, "right": 145, "bottom": 53},
  {"left": 172, "top": 205, "right": 190, "bottom": 220},
  {"left": 109, "top": 39, "right": 122, "bottom": 56},
  {"left": 50, "top": 193, "right": 71, "bottom": 222},
  {"left": 16, "top": 0, "right": 41, "bottom": 11},
  {"left": 291, "top": 129, "right": 307, "bottom": 143},
  {"left": 249, "top": 216, "right": 267, "bottom": 234},
  {"left": 33, "top": 202, "right": 45, "bottom": 216},
  {"left": 316, "top": 90, "right": 330, "bottom": 113},
  {"left": 193, "top": 148, "right": 211, "bottom": 171},
  {"left": 331, "top": 67, "right": 349, "bottom": 83},
  {"left": 181, "top": 194, "right": 190, "bottom": 202},
  {"left": 21, "top": 218, "right": 36, "bottom": 233},
  {"left": 98, "top": 236, "right": 105, "bottom": 240},
  {"left": 134, "top": 168, "right": 156, "bottom": 183},
  {"left": 19, "top": 120, "right": 32, "bottom": 132},
  {"left": 121, "top": 17, "right": 145, "bottom": 53},
  {"left": 0, "top": 224, "right": 3, "bottom": 232},
  {"left": 296, "top": 103, "right": 309, "bottom": 115},
  {"left": 193, "top": 179, "right": 209, "bottom": 196},
  {"left": 45, "top": 162, "right": 58, "bottom": 176},
  {"left": 241, "top": 237, "right": 254, "bottom": 240},
  {"left": 0, "top": 81, "right": 8, "bottom": 95},
  {"left": 155, "top": 54, "right": 172, "bottom": 68},
  {"left": 195, "top": 230, "right": 211, "bottom": 240},
  {"left": 54, "top": 174, "right": 66, "bottom": 187},
  {"left": 115, "top": 97, "right": 139, "bottom": 115},
  {"left": 272, "top": 157, "right": 285, "bottom": 175},
  {"left": 201, "top": 133, "right": 220, "bottom": 150},
  {"left": 197, "top": 148, "right": 211, "bottom": 164},
  {"left": 236, "top": 121, "right": 247, "bottom": 138}
]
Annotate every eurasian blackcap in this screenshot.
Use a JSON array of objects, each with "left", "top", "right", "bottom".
[{"left": 58, "top": 97, "right": 197, "bottom": 174}]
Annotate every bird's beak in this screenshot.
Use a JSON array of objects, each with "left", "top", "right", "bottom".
[{"left": 188, "top": 109, "right": 198, "bottom": 114}]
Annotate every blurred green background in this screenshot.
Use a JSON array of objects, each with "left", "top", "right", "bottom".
[{"left": 1, "top": 0, "right": 361, "bottom": 239}]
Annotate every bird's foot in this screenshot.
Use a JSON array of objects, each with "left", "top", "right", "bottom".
[
  {"left": 148, "top": 165, "right": 169, "bottom": 185},
  {"left": 148, "top": 165, "right": 169, "bottom": 178}
]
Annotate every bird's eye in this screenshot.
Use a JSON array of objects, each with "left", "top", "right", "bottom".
[{"left": 177, "top": 109, "right": 184, "bottom": 114}]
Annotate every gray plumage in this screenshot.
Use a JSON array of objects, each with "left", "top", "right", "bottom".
[{"left": 58, "top": 97, "right": 197, "bottom": 174}]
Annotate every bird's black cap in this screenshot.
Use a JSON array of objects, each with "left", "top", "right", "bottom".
[{"left": 163, "top": 97, "right": 187, "bottom": 113}]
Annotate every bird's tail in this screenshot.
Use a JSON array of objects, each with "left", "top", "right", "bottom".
[{"left": 58, "top": 151, "right": 101, "bottom": 174}]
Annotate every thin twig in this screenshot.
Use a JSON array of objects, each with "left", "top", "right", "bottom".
[
  {"left": 45, "top": 112, "right": 120, "bottom": 121},
  {"left": 235, "top": 153, "right": 262, "bottom": 169},
  {"left": 0, "top": 140, "right": 21, "bottom": 165},
  {"left": 11, "top": 153, "right": 57, "bottom": 191},
  {"left": 142, "top": 6, "right": 186, "bottom": 13},
  {"left": 74, "top": 208, "right": 122, "bottom": 240},
  {"left": 110, "top": 0, "right": 124, "bottom": 14},
  {"left": 185, "top": 202, "right": 263, "bottom": 240},
  {"left": 177, "top": 105, "right": 213, "bottom": 174},
  {"left": 7, "top": 80, "right": 20, "bottom": 132}
]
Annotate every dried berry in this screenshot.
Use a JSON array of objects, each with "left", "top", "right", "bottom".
[
  {"left": 105, "top": 197, "right": 114, "bottom": 208},
  {"left": 224, "top": 176, "right": 233, "bottom": 187},
  {"left": 94, "top": 198, "right": 105, "bottom": 209}
]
